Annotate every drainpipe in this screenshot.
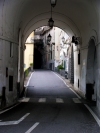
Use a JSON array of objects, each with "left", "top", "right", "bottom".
[{"left": 17, "top": 30, "right": 21, "bottom": 97}]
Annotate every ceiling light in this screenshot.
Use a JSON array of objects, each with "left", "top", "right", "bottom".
[
  {"left": 48, "top": 17, "right": 54, "bottom": 28},
  {"left": 50, "top": 0, "right": 57, "bottom": 7}
]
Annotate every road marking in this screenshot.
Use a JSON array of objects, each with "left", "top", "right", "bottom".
[
  {"left": 0, "top": 103, "right": 20, "bottom": 114},
  {"left": 84, "top": 104, "right": 100, "bottom": 127},
  {"left": 26, "top": 72, "right": 33, "bottom": 87},
  {"left": 0, "top": 121, "right": 17, "bottom": 126},
  {"left": 38, "top": 98, "right": 46, "bottom": 103},
  {"left": 53, "top": 72, "right": 65, "bottom": 82},
  {"left": 24, "top": 72, "right": 33, "bottom": 96},
  {"left": 0, "top": 113, "right": 30, "bottom": 126},
  {"left": 73, "top": 98, "right": 82, "bottom": 103},
  {"left": 25, "top": 122, "right": 39, "bottom": 133},
  {"left": 19, "top": 98, "right": 30, "bottom": 102},
  {"left": 53, "top": 72, "right": 81, "bottom": 99},
  {"left": 56, "top": 98, "right": 64, "bottom": 103},
  {"left": 53, "top": 72, "right": 69, "bottom": 87},
  {"left": 15, "top": 113, "right": 30, "bottom": 124},
  {"left": 69, "top": 88, "right": 81, "bottom": 99}
]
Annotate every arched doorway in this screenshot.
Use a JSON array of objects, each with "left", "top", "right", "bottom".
[{"left": 86, "top": 38, "right": 97, "bottom": 101}]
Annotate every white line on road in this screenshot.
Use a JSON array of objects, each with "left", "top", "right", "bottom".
[
  {"left": 15, "top": 113, "right": 30, "bottom": 124},
  {"left": 38, "top": 98, "right": 46, "bottom": 103},
  {"left": 84, "top": 104, "right": 100, "bottom": 127},
  {"left": 0, "top": 113, "right": 30, "bottom": 126},
  {"left": 26, "top": 72, "right": 33, "bottom": 87},
  {"left": 53, "top": 72, "right": 67, "bottom": 85},
  {"left": 0, "top": 103, "right": 20, "bottom": 115},
  {"left": 0, "top": 121, "right": 17, "bottom": 126},
  {"left": 53, "top": 72, "right": 81, "bottom": 99},
  {"left": 56, "top": 98, "right": 64, "bottom": 103},
  {"left": 19, "top": 98, "right": 30, "bottom": 102},
  {"left": 24, "top": 72, "right": 33, "bottom": 96},
  {"left": 69, "top": 88, "right": 81, "bottom": 99},
  {"left": 72, "top": 98, "right": 82, "bottom": 103},
  {"left": 25, "top": 122, "right": 39, "bottom": 133}
]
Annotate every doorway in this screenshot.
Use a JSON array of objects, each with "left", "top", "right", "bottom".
[
  {"left": 34, "top": 47, "right": 42, "bottom": 69},
  {"left": 86, "top": 38, "right": 97, "bottom": 101}
]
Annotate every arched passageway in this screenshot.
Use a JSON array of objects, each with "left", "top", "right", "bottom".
[
  {"left": 0, "top": 1, "right": 100, "bottom": 132},
  {"left": 0, "top": 0, "right": 100, "bottom": 112}
]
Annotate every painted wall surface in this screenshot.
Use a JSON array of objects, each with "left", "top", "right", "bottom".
[
  {"left": 80, "top": 48, "right": 88, "bottom": 95},
  {"left": 55, "top": 27, "right": 61, "bottom": 62},
  {"left": 0, "top": 39, "right": 18, "bottom": 107},
  {"left": 24, "top": 44, "right": 34, "bottom": 70},
  {"left": 24, "top": 32, "right": 34, "bottom": 71},
  {"left": 74, "top": 49, "right": 80, "bottom": 91}
]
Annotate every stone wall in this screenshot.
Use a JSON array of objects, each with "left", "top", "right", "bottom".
[{"left": 0, "top": 39, "right": 18, "bottom": 108}]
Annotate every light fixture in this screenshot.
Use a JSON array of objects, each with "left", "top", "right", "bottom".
[
  {"left": 48, "top": 17, "right": 54, "bottom": 28},
  {"left": 47, "top": 34, "right": 52, "bottom": 42},
  {"left": 48, "top": 2, "right": 54, "bottom": 27},
  {"left": 50, "top": 0, "right": 57, "bottom": 7},
  {"left": 72, "top": 36, "right": 81, "bottom": 46}
]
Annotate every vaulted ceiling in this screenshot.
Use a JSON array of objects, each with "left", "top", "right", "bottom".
[{"left": 0, "top": 0, "right": 99, "bottom": 43}]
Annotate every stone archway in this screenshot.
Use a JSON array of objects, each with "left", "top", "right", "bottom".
[{"left": 86, "top": 38, "right": 97, "bottom": 101}]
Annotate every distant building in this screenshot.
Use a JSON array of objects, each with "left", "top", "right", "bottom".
[{"left": 24, "top": 32, "right": 34, "bottom": 70}]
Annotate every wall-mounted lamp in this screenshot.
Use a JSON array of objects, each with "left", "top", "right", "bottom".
[
  {"left": 72, "top": 36, "right": 81, "bottom": 46},
  {"left": 47, "top": 34, "right": 52, "bottom": 42}
]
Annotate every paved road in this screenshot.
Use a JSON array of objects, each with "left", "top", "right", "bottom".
[
  {"left": 0, "top": 70, "right": 100, "bottom": 133},
  {"left": 26, "top": 70, "right": 76, "bottom": 98}
]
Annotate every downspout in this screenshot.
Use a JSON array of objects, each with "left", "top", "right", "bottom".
[{"left": 17, "top": 29, "right": 21, "bottom": 97}]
